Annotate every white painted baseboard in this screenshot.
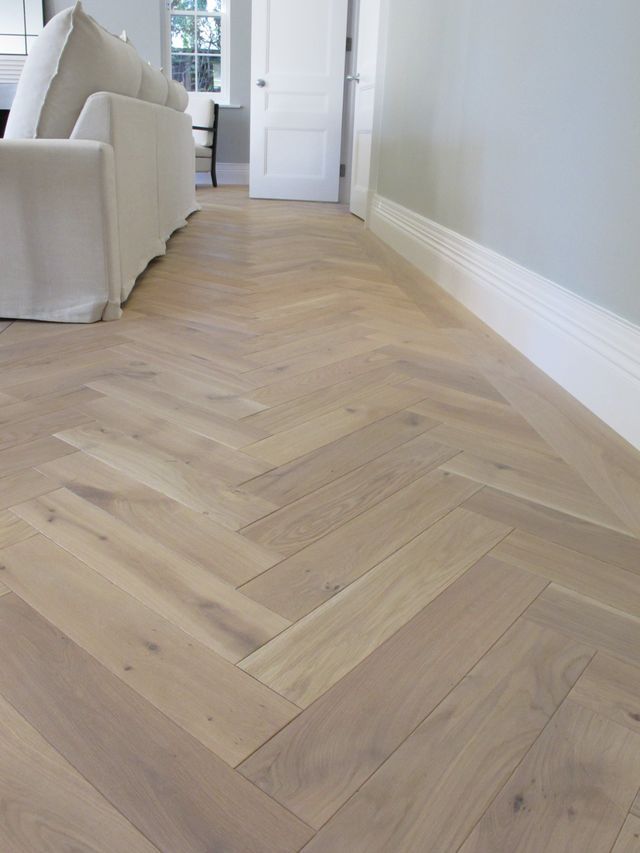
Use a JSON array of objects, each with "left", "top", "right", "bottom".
[
  {"left": 369, "top": 194, "right": 640, "bottom": 451},
  {"left": 196, "top": 163, "right": 249, "bottom": 187}
]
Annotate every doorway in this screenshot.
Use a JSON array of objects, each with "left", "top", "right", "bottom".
[
  {"left": 249, "top": 0, "right": 349, "bottom": 202},
  {"left": 248, "top": 0, "right": 382, "bottom": 209},
  {"left": 346, "top": 0, "right": 382, "bottom": 219}
]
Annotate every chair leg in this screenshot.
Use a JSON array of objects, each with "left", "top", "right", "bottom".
[{"left": 211, "top": 107, "right": 219, "bottom": 188}]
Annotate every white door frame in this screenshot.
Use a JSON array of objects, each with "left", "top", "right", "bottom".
[
  {"left": 347, "top": 0, "right": 383, "bottom": 220},
  {"left": 338, "top": 0, "right": 359, "bottom": 204}
]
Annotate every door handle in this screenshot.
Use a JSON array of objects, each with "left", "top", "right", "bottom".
[
  {"left": 256, "top": 78, "right": 267, "bottom": 87},
  {"left": 346, "top": 73, "right": 361, "bottom": 83}
]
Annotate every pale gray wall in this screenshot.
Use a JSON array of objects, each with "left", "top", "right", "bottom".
[
  {"left": 374, "top": 0, "right": 640, "bottom": 324},
  {"left": 45, "top": 0, "right": 251, "bottom": 163},
  {"left": 219, "top": 0, "right": 250, "bottom": 163}
]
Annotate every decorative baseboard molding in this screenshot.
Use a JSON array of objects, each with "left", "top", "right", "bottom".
[
  {"left": 196, "top": 163, "right": 249, "bottom": 187},
  {"left": 369, "top": 194, "right": 640, "bottom": 450}
]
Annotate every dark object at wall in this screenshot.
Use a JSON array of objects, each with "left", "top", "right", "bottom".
[{"left": 192, "top": 101, "right": 220, "bottom": 187}]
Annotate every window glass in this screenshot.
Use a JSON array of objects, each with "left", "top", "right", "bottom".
[
  {"left": 197, "top": 0, "right": 222, "bottom": 11},
  {"left": 171, "top": 15, "right": 195, "bottom": 52},
  {"left": 197, "top": 17, "right": 221, "bottom": 53},
  {"left": 0, "top": 0, "right": 44, "bottom": 55},
  {"left": 170, "top": 2, "right": 226, "bottom": 95}
]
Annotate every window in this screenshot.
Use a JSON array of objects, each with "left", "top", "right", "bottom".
[
  {"left": 0, "top": 0, "right": 44, "bottom": 55},
  {"left": 169, "top": 0, "right": 229, "bottom": 103}
]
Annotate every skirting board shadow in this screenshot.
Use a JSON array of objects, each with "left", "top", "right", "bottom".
[{"left": 369, "top": 194, "right": 640, "bottom": 452}]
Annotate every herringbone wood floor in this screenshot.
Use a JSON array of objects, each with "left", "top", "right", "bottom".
[{"left": 1, "top": 187, "right": 640, "bottom": 852}]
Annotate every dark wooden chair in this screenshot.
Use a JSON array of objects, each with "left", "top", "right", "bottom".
[
  {"left": 0, "top": 109, "right": 10, "bottom": 138},
  {"left": 192, "top": 101, "right": 220, "bottom": 187}
]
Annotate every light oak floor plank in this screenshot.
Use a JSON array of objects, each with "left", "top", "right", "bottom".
[
  {"left": 612, "top": 816, "right": 640, "bottom": 853},
  {"left": 56, "top": 422, "right": 276, "bottom": 529},
  {"left": 0, "top": 468, "right": 56, "bottom": 511},
  {"left": 240, "top": 556, "right": 547, "bottom": 827},
  {"left": 459, "top": 701, "right": 640, "bottom": 853},
  {"left": 37, "top": 452, "right": 280, "bottom": 586},
  {"left": 466, "top": 487, "right": 640, "bottom": 575},
  {"left": 0, "top": 407, "right": 94, "bottom": 454},
  {"left": 240, "top": 508, "right": 509, "bottom": 706},
  {"left": 240, "top": 364, "right": 410, "bottom": 434},
  {"left": 493, "top": 530, "right": 640, "bottom": 618},
  {"left": 1, "top": 188, "right": 639, "bottom": 849},
  {"left": 0, "top": 594, "right": 313, "bottom": 853},
  {"left": 386, "top": 346, "right": 507, "bottom": 401},
  {"left": 0, "top": 436, "right": 76, "bottom": 477},
  {"left": 240, "top": 408, "right": 434, "bottom": 506},
  {"left": 241, "top": 433, "right": 457, "bottom": 557},
  {"left": 0, "top": 535, "right": 298, "bottom": 766},
  {"left": 11, "top": 488, "right": 289, "bottom": 662},
  {"left": 0, "top": 386, "right": 101, "bottom": 429},
  {"left": 409, "top": 384, "right": 555, "bottom": 451},
  {"left": 240, "top": 311, "right": 357, "bottom": 355},
  {"left": 81, "top": 394, "right": 273, "bottom": 484},
  {"left": 241, "top": 322, "right": 375, "bottom": 366},
  {"left": 570, "top": 653, "right": 640, "bottom": 735},
  {"left": 114, "top": 342, "right": 254, "bottom": 392},
  {"left": 0, "top": 509, "right": 37, "bottom": 549},
  {"left": 242, "top": 337, "right": 382, "bottom": 388},
  {"left": 0, "top": 346, "right": 129, "bottom": 393},
  {"left": 244, "top": 383, "right": 429, "bottom": 465},
  {"left": 428, "top": 419, "right": 566, "bottom": 474},
  {"left": 87, "top": 375, "right": 268, "bottom": 449},
  {"left": 456, "top": 329, "right": 640, "bottom": 537},
  {"left": 304, "top": 620, "right": 592, "bottom": 853},
  {"left": 442, "top": 451, "right": 632, "bottom": 533},
  {"left": 117, "top": 318, "right": 259, "bottom": 375},
  {"left": 241, "top": 469, "right": 481, "bottom": 620},
  {"left": 92, "top": 359, "right": 267, "bottom": 419},
  {"left": 0, "top": 690, "right": 158, "bottom": 853},
  {"left": 250, "top": 349, "right": 393, "bottom": 406},
  {"left": 526, "top": 585, "right": 640, "bottom": 667}
]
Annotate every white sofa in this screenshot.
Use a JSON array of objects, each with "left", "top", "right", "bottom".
[{"left": 0, "top": 2, "right": 198, "bottom": 322}]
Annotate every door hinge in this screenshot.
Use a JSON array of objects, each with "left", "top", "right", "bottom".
[
  {"left": 340, "top": 164, "right": 346, "bottom": 178},
  {"left": 346, "top": 36, "right": 353, "bottom": 52}
]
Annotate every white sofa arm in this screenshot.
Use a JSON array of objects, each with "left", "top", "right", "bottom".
[
  {"left": 0, "top": 139, "right": 122, "bottom": 322},
  {"left": 72, "top": 92, "right": 198, "bottom": 302}
]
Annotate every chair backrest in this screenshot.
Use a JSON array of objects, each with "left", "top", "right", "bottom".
[{"left": 187, "top": 94, "right": 215, "bottom": 147}]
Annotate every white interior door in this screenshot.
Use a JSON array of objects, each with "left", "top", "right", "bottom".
[
  {"left": 250, "top": 0, "right": 349, "bottom": 202},
  {"left": 349, "top": 0, "right": 381, "bottom": 219}
]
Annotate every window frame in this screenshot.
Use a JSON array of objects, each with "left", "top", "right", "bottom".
[
  {"left": 0, "top": 0, "right": 44, "bottom": 56},
  {"left": 165, "top": 0, "right": 230, "bottom": 105}
]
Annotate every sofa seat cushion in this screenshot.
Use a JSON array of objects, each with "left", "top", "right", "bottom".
[
  {"left": 5, "top": 1, "right": 143, "bottom": 140},
  {"left": 195, "top": 144, "right": 212, "bottom": 158}
]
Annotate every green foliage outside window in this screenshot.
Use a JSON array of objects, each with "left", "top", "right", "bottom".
[{"left": 170, "top": 0, "right": 223, "bottom": 93}]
